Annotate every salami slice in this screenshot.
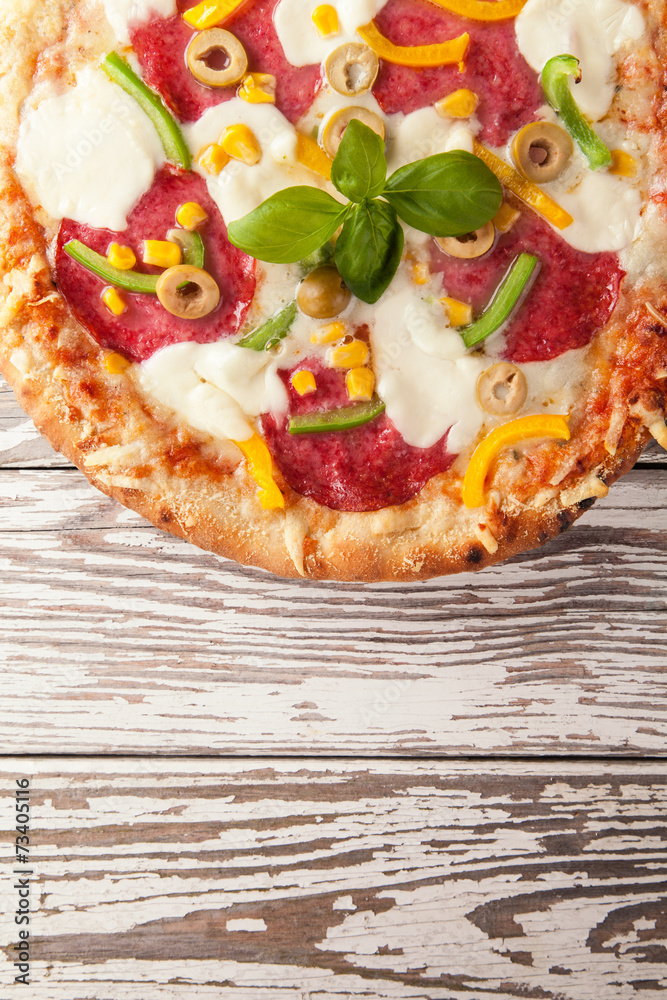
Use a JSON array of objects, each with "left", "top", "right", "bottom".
[
  {"left": 131, "top": 0, "right": 322, "bottom": 125},
  {"left": 262, "top": 363, "right": 454, "bottom": 512},
  {"left": 430, "top": 210, "right": 624, "bottom": 363},
  {"left": 372, "top": 0, "right": 544, "bottom": 147},
  {"left": 56, "top": 166, "right": 256, "bottom": 363}
]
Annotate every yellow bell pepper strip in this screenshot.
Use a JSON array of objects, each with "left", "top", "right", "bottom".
[
  {"left": 289, "top": 397, "right": 386, "bottom": 434},
  {"left": 462, "top": 414, "right": 570, "bottom": 508},
  {"left": 426, "top": 0, "right": 528, "bottom": 20},
  {"left": 295, "top": 134, "right": 333, "bottom": 180},
  {"left": 234, "top": 434, "right": 285, "bottom": 510},
  {"left": 357, "top": 21, "right": 469, "bottom": 69},
  {"left": 542, "top": 55, "right": 612, "bottom": 171},
  {"left": 64, "top": 241, "right": 159, "bottom": 294},
  {"left": 102, "top": 54, "right": 191, "bottom": 170},
  {"left": 237, "top": 301, "right": 297, "bottom": 351},
  {"left": 461, "top": 253, "right": 539, "bottom": 349},
  {"left": 473, "top": 140, "right": 573, "bottom": 230},
  {"left": 183, "top": 0, "right": 248, "bottom": 30}
]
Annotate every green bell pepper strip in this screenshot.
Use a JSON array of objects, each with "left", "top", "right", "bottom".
[
  {"left": 63, "top": 240, "right": 159, "bottom": 293},
  {"left": 238, "top": 301, "right": 298, "bottom": 351},
  {"left": 166, "top": 229, "right": 205, "bottom": 269},
  {"left": 102, "top": 53, "right": 191, "bottom": 170},
  {"left": 541, "top": 54, "right": 612, "bottom": 171},
  {"left": 461, "top": 253, "right": 540, "bottom": 349},
  {"left": 289, "top": 397, "right": 386, "bottom": 435}
]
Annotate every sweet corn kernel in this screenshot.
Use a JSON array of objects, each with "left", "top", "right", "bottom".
[
  {"left": 412, "top": 261, "right": 431, "bottom": 285},
  {"left": 176, "top": 202, "right": 208, "bottom": 230},
  {"left": 346, "top": 367, "right": 375, "bottom": 402},
  {"left": 183, "top": 0, "right": 245, "bottom": 30},
  {"left": 220, "top": 124, "right": 262, "bottom": 165},
  {"left": 142, "top": 240, "right": 182, "bottom": 269},
  {"left": 609, "top": 149, "right": 638, "bottom": 177},
  {"left": 198, "top": 142, "right": 231, "bottom": 175},
  {"left": 310, "top": 321, "right": 346, "bottom": 345},
  {"left": 101, "top": 287, "right": 127, "bottom": 317},
  {"left": 104, "top": 350, "right": 130, "bottom": 373},
  {"left": 436, "top": 88, "right": 479, "bottom": 119},
  {"left": 295, "top": 133, "right": 333, "bottom": 180},
  {"left": 492, "top": 201, "right": 521, "bottom": 233},
  {"left": 441, "top": 296, "right": 473, "bottom": 327},
  {"left": 328, "top": 339, "right": 370, "bottom": 369},
  {"left": 238, "top": 72, "right": 276, "bottom": 104},
  {"left": 291, "top": 370, "right": 317, "bottom": 396},
  {"left": 107, "top": 243, "right": 136, "bottom": 270},
  {"left": 312, "top": 4, "right": 339, "bottom": 36}
]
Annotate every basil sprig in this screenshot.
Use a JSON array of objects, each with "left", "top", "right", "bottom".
[{"left": 228, "top": 119, "right": 502, "bottom": 304}]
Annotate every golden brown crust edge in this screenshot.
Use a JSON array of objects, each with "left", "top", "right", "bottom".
[{"left": 0, "top": 0, "right": 666, "bottom": 583}]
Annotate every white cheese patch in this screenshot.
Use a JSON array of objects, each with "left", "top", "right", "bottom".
[
  {"left": 386, "top": 107, "right": 469, "bottom": 174},
  {"left": 15, "top": 67, "right": 164, "bottom": 231},
  {"left": 515, "top": 0, "right": 645, "bottom": 120},
  {"left": 137, "top": 341, "right": 289, "bottom": 445},
  {"left": 274, "top": 0, "right": 388, "bottom": 67},
  {"left": 552, "top": 168, "right": 642, "bottom": 253},
  {"left": 365, "top": 271, "right": 486, "bottom": 451},
  {"left": 186, "top": 100, "right": 334, "bottom": 225},
  {"left": 102, "top": 0, "right": 177, "bottom": 45}
]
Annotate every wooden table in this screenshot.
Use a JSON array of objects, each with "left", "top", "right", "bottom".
[{"left": 1, "top": 373, "right": 666, "bottom": 999}]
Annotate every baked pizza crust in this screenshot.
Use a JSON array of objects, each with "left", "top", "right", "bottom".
[{"left": 1, "top": 0, "right": 666, "bottom": 581}]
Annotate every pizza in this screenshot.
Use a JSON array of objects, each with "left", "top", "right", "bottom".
[{"left": 1, "top": 0, "right": 666, "bottom": 581}]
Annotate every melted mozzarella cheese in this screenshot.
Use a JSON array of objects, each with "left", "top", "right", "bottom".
[
  {"left": 102, "top": 0, "right": 177, "bottom": 44},
  {"left": 274, "top": 0, "right": 388, "bottom": 67},
  {"left": 515, "top": 0, "right": 645, "bottom": 120},
  {"left": 15, "top": 67, "right": 164, "bottom": 231},
  {"left": 137, "top": 341, "right": 289, "bottom": 444},
  {"left": 186, "top": 100, "right": 335, "bottom": 225},
  {"left": 551, "top": 167, "right": 642, "bottom": 253}
]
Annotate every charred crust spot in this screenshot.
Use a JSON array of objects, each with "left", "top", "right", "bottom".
[
  {"left": 466, "top": 545, "right": 484, "bottom": 565},
  {"left": 577, "top": 497, "right": 597, "bottom": 511},
  {"left": 159, "top": 509, "right": 174, "bottom": 524},
  {"left": 649, "top": 323, "right": 667, "bottom": 336},
  {"left": 558, "top": 510, "right": 573, "bottom": 533}
]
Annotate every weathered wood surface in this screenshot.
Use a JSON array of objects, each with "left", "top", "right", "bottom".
[
  {"left": 0, "top": 760, "right": 665, "bottom": 1000},
  {"left": 2, "top": 374, "right": 667, "bottom": 756}
]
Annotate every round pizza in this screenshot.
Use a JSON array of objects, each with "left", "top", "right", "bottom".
[{"left": 1, "top": 0, "right": 666, "bottom": 580}]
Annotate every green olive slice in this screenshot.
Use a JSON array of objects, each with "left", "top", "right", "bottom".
[
  {"left": 325, "top": 43, "right": 380, "bottom": 97},
  {"left": 511, "top": 121, "right": 574, "bottom": 183},
  {"left": 436, "top": 222, "right": 495, "bottom": 260},
  {"left": 476, "top": 363, "right": 528, "bottom": 416},
  {"left": 186, "top": 29, "right": 248, "bottom": 89},
  {"left": 156, "top": 265, "right": 220, "bottom": 319},
  {"left": 320, "top": 107, "right": 385, "bottom": 158},
  {"left": 296, "top": 265, "right": 351, "bottom": 319}
]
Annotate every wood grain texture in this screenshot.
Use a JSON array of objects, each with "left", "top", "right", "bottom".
[
  {"left": 0, "top": 759, "right": 665, "bottom": 1000},
  {"left": 1, "top": 469, "right": 666, "bottom": 756}
]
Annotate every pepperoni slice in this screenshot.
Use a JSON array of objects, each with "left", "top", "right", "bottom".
[
  {"left": 372, "top": 0, "right": 544, "bottom": 147},
  {"left": 130, "top": 0, "right": 322, "bottom": 125},
  {"left": 56, "top": 165, "right": 256, "bottom": 362},
  {"left": 430, "top": 211, "right": 624, "bottom": 362},
  {"left": 262, "top": 363, "right": 454, "bottom": 512}
]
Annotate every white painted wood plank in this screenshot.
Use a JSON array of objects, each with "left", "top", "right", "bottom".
[
  {"left": 2, "top": 374, "right": 666, "bottom": 468},
  {"left": 0, "top": 759, "right": 665, "bottom": 999},
  {"left": 0, "top": 468, "right": 665, "bottom": 755}
]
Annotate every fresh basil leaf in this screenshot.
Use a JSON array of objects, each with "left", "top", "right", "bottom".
[
  {"left": 227, "top": 187, "right": 349, "bottom": 264},
  {"left": 383, "top": 150, "right": 503, "bottom": 237},
  {"left": 335, "top": 200, "right": 404, "bottom": 304},
  {"left": 331, "top": 119, "right": 387, "bottom": 204}
]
